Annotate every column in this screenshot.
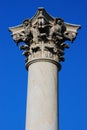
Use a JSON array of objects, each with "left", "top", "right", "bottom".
[{"left": 9, "top": 7, "right": 81, "bottom": 130}]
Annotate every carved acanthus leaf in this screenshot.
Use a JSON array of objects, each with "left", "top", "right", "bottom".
[{"left": 9, "top": 8, "right": 81, "bottom": 68}]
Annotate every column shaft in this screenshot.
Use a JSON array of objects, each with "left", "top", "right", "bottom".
[{"left": 26, "top": 61, "right": 58, "bottom": 130}]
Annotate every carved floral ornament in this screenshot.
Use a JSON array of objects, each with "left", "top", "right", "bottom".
[{"left": 9, "top": 8, "right": 81, "bottom": 70}]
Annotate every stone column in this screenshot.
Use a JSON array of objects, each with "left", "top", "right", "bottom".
[
  {"left": 9, "top": 8, "right": 81, "bottom": 130},
  {"left": 24, "top": 38, "right": 61, "bottom": 130},
  {"left": 26, "top": 62, "right": 58, "bottom": 130}
]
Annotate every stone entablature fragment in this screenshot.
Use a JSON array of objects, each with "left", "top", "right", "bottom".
[{"left": 9, "top": 8, "right": 81, "bottom": 69}]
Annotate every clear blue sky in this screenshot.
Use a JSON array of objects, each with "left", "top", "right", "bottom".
[{"left": 0, "top": 0, "right": 87, "bottom": 130}]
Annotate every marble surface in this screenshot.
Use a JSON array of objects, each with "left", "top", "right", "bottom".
[{"left": 25, "top": 61, "right": 58, "bottom": 130}]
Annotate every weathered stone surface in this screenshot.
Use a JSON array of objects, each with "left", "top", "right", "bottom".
[
  {"left": 26, "top": 62, "right": 58, "bottom": 130},
  {"left": 9, "top": 8, "right": 81, "bottom": 69}
]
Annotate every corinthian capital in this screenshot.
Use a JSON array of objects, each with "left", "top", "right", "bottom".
[{"left": 9, "top": 8, "right": 81, "bottom": 70}]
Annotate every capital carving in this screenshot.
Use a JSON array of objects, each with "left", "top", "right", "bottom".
[{"left": 9, "top": 8, "right": 81, "bottom": 70}]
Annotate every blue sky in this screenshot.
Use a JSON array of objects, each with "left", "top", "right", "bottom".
[{"left": 0, "top": 0, "right": 87, "bottom": 130}]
